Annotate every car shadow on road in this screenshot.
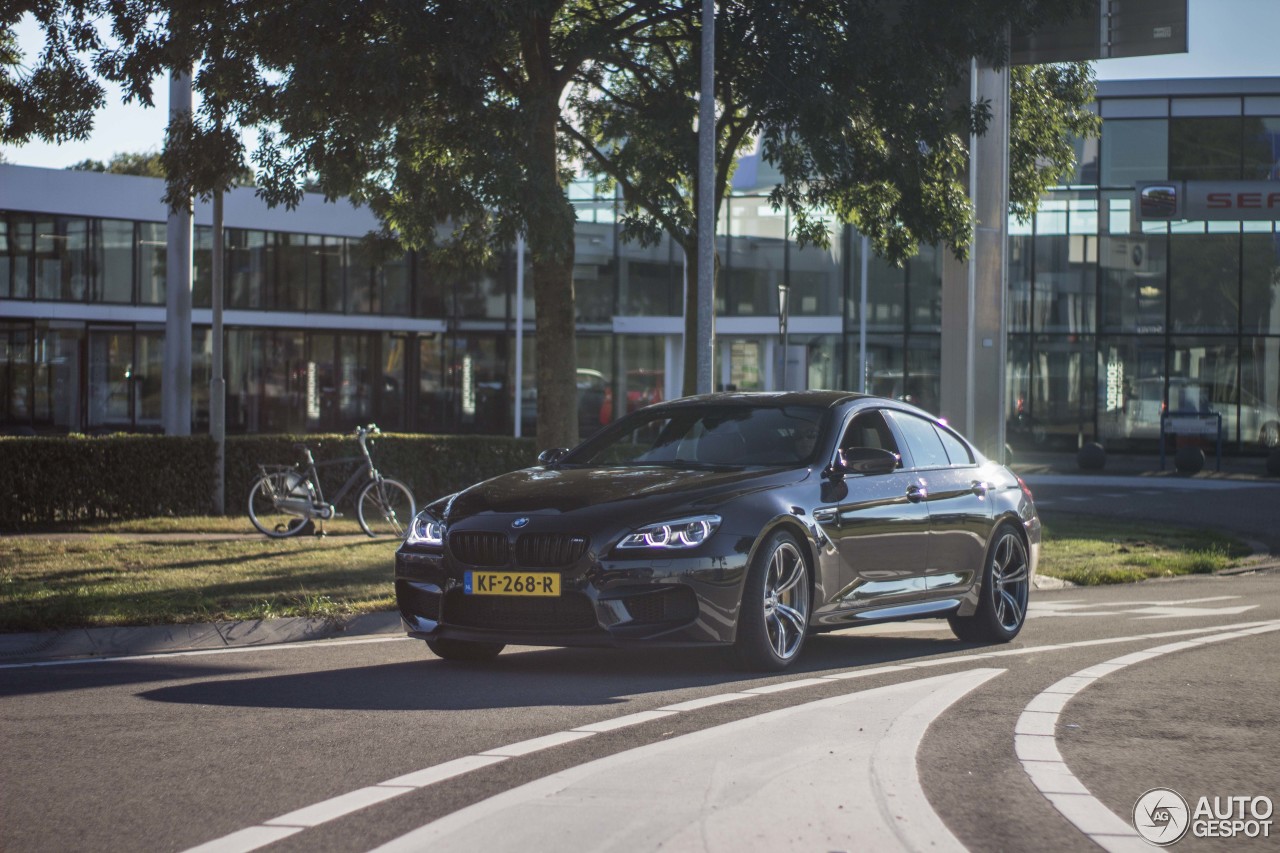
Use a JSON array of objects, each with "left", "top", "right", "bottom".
[{"left": 135, "top": 631, "right": 979, "bottom": 712}]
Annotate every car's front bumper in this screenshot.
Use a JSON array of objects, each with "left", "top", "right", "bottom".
[{"left": 394, "top": 545, "right": 750, "bottom": 648}]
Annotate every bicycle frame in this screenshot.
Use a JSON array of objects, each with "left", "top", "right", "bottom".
[
  {"left": 287, "top": 427, "right": 382, "bottom": 513},
  {"left": 306, "top": 455, "right": 376, "bottom": 507}
]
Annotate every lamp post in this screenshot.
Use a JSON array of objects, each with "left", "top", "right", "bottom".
[{"left": 777, "top": 283, "right": 790, "bottom": 392}]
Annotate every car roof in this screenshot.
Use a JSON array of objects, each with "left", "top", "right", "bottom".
[{"left": 651, "top": 390, "right": 870, "bottom": 410}]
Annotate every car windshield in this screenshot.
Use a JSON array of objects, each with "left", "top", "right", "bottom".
[{"left": 564, "top": 404, "right": 828, "bottom": 468}]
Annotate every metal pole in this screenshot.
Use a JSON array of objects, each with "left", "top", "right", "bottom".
[
  {"left": 514, "top": 234, "right": 525, "bottom": 438},
  {"left": 163, "top": 69, "right": 194, "bottom": 435},
  {"left": 211, "top": 187, "right": 226, "bottom": 513},
  {"left": 696, "top": 0, "right": 715, "bottom": 394},
  {"left": 859, "top": 234, "right": 869, "bottom": 393},
  {"left": 777, "top": 283, "right": 789, "bottom": 391}
]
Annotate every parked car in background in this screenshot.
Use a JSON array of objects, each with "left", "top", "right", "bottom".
[
  {"left": 598, "top": 368, "right": 665, "bottom": 423},
  {"left": 1106, "top": 377, "right": 1280, "bottom": 447},
  {"left": 395, "top": 391, "right": 1039, "bottom": 671}
]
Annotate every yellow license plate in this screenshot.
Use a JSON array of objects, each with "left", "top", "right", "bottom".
[{"left": 464, "top": 570, "right": 561, "bottom": 597}]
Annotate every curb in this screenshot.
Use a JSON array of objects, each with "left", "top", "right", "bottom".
[{"left": 0, "top": 610, "right": 404, "bottom": 665}]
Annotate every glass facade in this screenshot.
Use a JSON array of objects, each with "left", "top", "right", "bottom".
[{"left": 2, "top": 82, "right": 1278, "bottom": 452}]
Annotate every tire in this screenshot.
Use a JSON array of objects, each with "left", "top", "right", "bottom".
[
  {"left": 1260, "top": 421, "right": 1280, "bottom": 448},
  {"left": 247, "top": 472, "right": 311, "bottom": 538},
  {"left": 949, "top": 523, "right": 1030, "bottom": 643},
  {"left": 426, "top": 638, "right": 505, "bottom": 662},
  {"left": 734, "top": 529, "right": 812, "bottom": 671},
  {"left": 357, "top": 478, "right": 416, "bottom": 537}
]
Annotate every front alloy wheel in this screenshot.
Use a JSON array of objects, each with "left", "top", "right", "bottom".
[
  {"left": 735, "top": 530, "right": 811, "bottom": 671},
  {"left": 950, "top": 524, "right": 1030, "bottom": 643}
]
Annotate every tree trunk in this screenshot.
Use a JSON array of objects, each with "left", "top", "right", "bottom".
[
  {"left": 532, "top": 250, "right": 578, "bottom": 450},
  {"left": 525, "top": 80, "right": 578, "bottom": 451}
]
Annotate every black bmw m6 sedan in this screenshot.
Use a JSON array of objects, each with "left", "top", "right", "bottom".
[{"left": 395, "top": 391, "right": 1039, "bottom": 670}]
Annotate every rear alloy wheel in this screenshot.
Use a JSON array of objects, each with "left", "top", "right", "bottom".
[
  {"left": 426, "top": 638, "right": 505, "bottom": 662},
  {"left": 949, "top": 524, "right": 1030, "bottom": 643},
  {"left": 735, "top": 530, "right": 811, "bottom": 671},
  {"left": 1260, "top": 421, "right": 1280, "bottom": 448}
]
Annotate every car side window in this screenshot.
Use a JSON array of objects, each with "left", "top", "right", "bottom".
[
  {"left": 839, "top": 410, "right": 902, "bottom": 464},
  {"left": 934, "top": 423, "right": 974, "bottom": 466},
  {"left": 888, "top": 411, "right": 950, "bottom": 469}
]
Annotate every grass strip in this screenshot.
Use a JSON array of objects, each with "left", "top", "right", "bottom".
[
  {"left": 1037, "top": 514, "right": 1251, "bottom": 585},
  {"left": 1, "top": 532, "right": 397, "bottom": 633}
]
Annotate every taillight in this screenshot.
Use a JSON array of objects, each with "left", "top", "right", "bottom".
[{"left": 1016, "top": 475, "right": 1034, "bottom": 503}]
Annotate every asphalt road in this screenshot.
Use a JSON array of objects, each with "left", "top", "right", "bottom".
[
  {"left": 1022, "top": 473, "right": 1280, "bottom": 553},
  {"left": 4, "top": 569, "right": 1279, "bottom": 853}
]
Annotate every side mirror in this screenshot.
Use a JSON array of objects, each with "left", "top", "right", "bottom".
[
  {"left": 827, "top": 447, "right": 899, "bottom": 479},
  {"left": 537, "top": 447, "right": 569, "bottom": 467}
]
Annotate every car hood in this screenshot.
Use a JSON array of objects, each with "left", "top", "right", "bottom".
[{"left": 443, "top": 465, "right": 807, "bottom": 525}]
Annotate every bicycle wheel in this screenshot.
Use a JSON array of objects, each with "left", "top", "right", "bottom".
[
  {"left": 247, "top": 471, "right": 312, "bottom": 538},
  {"left": 357, "top": 478, "right": 416, "bottom": 538}
]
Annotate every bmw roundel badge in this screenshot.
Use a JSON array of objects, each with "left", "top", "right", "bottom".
[{"left": 512, "top": 517, "right": 530, "bottom": 529}]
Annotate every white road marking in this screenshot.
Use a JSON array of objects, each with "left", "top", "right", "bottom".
[
  {"left": 1029, "top": 596, "right": 1258, "bottom": 620},
  {"left": 369, "top": 669, "right": 1003, "bottom": 853},
  {"left": 264, "top": 785, "right": 415, "bottom": 828},
  {"left": 479, "top": 731, "right": 594, "bottom": 758},
  {"left": 184, "top": 826, "right": 302, "bottom": 853},
  {"left": 1015, "top": 619, "right": 1280, "bottom": 853},
  {"left": 175, "top": 620, "right": 1280, "bottom": 853}
]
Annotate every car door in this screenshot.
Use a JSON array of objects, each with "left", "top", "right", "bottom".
[
  {"left": 884, "top": 410, "right": 993, "bottom": 593},
  {"left": 818, "top": 409, "right": 931, "bottom": 609}
]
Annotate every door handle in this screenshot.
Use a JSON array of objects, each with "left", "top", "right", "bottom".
[
  {"left": 906, "top": 483, "right": 927, "bottom": 503},
  {"left": 970, "top": 480, "right": 988, "bottom": 497},
  {"left": 813, "top": 508, "right": 837, "bottom": 523}
]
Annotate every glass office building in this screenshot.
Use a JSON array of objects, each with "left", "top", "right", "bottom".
[{"left": 2, "top": 78, "right": 1278, "bottom": 451}]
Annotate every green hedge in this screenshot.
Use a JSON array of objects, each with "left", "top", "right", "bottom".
[
  {"left": 0, "top": 434, "right": 217, "bottom": 528},
  {"left": 0, "top": 433, "right": 537, "bottom": 529}
]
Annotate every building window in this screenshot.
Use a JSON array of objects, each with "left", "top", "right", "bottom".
[
  {"left": 192, "top": 226, "right": 213, "bottom": 309},
  {"left": 1100, "top": 118, "right": 1168, "bottom": 188},
  {"left": 1242, "top": 229, "right": 1280, "bottom": 335},
  {"left": 1169, "top": 116, "right": 1244, "bottom": 182},
  {"left": 100, "top": 220, "right": 134, "bottom": 303},
  {"left": 619, "top": 234, "right": 681, "bottom": 317},
  {"left": 1, "top": 216, "right": 34, "bottom": 299},
  {"left": 35, "top": 217, "right": 93, "bottom": 302},
  {"left": 138, "top": 222, "right": 167, "bottom": 305},
  {"left": 1242, "top": 116, "right": 1280, "bottom": 180},
  {"left": 1169, "top": 228, "right": 1241, "bottom": 334}
]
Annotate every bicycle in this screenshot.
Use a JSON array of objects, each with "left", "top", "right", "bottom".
[{"left": 247, "top": 424, "right": 416, "bottom": 539}]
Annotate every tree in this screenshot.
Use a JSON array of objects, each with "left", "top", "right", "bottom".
[
  {"left": 69, "top": 149, "right": 165, "bottom": 176},
  {"left": 567, "top": 1, "right": 1099, "bottom": 394},
  {"left": 69, "top": 148, "right": 255, "bottom": 183},
  {"left": 238, "top": 1, "right": 695, "bottom": 450},
  {"left": 1, "top": 10, "right": 103, "bottom": 146}
]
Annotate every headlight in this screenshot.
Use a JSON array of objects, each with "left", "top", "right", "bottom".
[
  {"left": 618, "top": 515, "right": 721, "bottom": 550},
  {"left": 406, "top": 512, "right": 445, "bottom": 547}
]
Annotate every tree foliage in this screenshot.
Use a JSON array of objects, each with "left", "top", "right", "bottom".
[
  {"left": 1, "top": 7, "right": 104, "bottom": 145},
  {"left": 68, "top": 149, "right": 164, "bottom": 176}
]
